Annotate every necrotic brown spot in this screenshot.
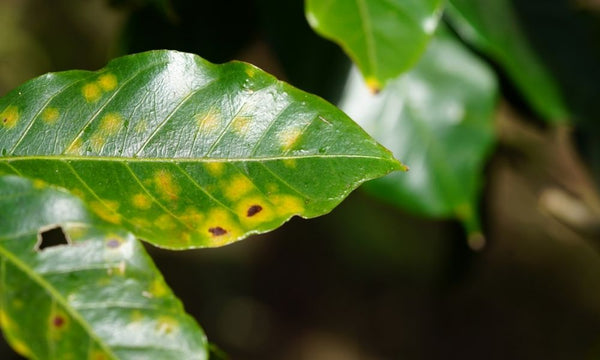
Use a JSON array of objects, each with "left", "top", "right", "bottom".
[
  {"left": 208, "top": 227, "right": 227, "bottom": 236},
  {"left": 246, "top": 205, "right": 263, "bottom": 217},
  {"left": 53, "top": 315, "right": 65, "bottom": 328}
]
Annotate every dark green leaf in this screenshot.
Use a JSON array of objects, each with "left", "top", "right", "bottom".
[
  {"left": 306, "top": 0, "right": 444, "bottom": 91},
  {"left": 339, "top": 30, "right": 497, "bottom": 233},
  {"left": 0, "top": 175, "right": 207, "bottom": 359},
  {"left": 0, "top": 50, "right": 402, "bottom": 249},
  {"left": 446, "top": 0, "right": 569, "bottom": 123}
]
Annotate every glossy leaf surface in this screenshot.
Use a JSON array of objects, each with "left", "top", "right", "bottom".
[
  {"left": 446, "top": 0, "right": 569, "bottom": 123},
  {"left": 0, "top": 175, "right": 207, "bottom": 359},
  {"left": 339, "top": 31, "right": 497, "bottom": 232},
  {"left": 305, "top": 0, "right": 444, "bottom": 91},
  {"left": 0, "top": 50, "right": 402, "bottom": 249}
]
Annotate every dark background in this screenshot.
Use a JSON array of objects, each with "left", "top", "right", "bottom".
[{"left": 1, "top": 0, "right": 600, "bottom": 359}]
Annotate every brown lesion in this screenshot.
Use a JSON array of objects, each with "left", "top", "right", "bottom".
[
  {"left": 246, "top": 204, "right": 263, "bottom": 217},
  {"left": 52, "top": 315, "right": 66, "bottom": 328},
  {"left": 208, "top": 226, "right": 227, "bottom": 236}
]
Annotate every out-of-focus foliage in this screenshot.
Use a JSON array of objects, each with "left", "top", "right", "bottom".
[{"left": 339, "top": 29, "right": 497, "bottom": 235}]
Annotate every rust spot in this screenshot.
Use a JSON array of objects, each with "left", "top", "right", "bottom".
[
  {"left": 53, "top": 315, "right": 65, "bottom": 328},
  {"left": 2, "top": 118, "right": 6, "bottom": 123},
  {"left": 246, "top": 204, "right": 263, "bottom": 217},
  {"left": 208, "top": 226, "right": 227, "bottom": 236}
]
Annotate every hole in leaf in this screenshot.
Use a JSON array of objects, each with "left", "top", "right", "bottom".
[{"left": 36, "top": 226, "right": 69, "bottom": 251}]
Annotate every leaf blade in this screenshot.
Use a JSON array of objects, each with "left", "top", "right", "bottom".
[{"left": 0, "top": 50, "right": 402, "bottom": 249}]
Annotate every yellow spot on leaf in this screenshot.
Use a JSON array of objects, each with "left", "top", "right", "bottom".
[
  {"left": 149, "top": 278, "right": 169, "bottom": 298},
  {"left": 131, "top": 193, "right": 152, "bottom": 210},
  {"left": 32, "top": 179, "right": 46, "bottom": 189},
  {"left": 42, "top": 107, "right": 59, "bottom": 124},
  {"left": 70, "top": 188, "right": 85, "bottom": 199},
  {"left": 271, "top": 194, "right": 304, "bottom": 216},
  {"left": 283, "top": 159, "right": 297, "bottom": 168},
  {"left": 65, "top": 138, "right": 83, "bottom": 155},
  {"left": 154, "top": 170, "right": 180, "bottom": 201},
  {"left": 196, "top": 111, "right": 221, "bottom": 133},
  {"left": 89, "top": 201, "right": 121, "bottom": 224},
  {"left": 245, "top": 67, "right": 256, "bottom": 77},
  {"left": 82, "top": 83, "right": 101, "bottom": 102},
  {"left": 204, "top": 162, "right": 225, "bottom": 177},
  {"left": 99, "top": 113, "right": 122, "bottom": 136},
  {"left": 180, "top": 207, "right": 204, "bottom": 228},
  {"left": 156, "top": 316, "right": 178, "bottom": 335},
  {"left": 232, "top": 116, "right": 251, "bottom": 134},
  {"left": 134, "top": 119, "right": 147, "bottom": 133},
  {"left": 131, "top": 217, "right": 151, "bottom": 229},
  {"left": 130, "top": 310, "right": 144, "bottom": 322},
  {"left": 1, "top": 106, "right": 20, "bottom": 129},
  {"left": 0, "top": 310, "right": 12, "bottom": 329},
  {"left": 90, "top": 134, "right": 106, "bottom": 152},
  {"left": 266, "top": 183, "right": 279, "bottom": 194},
  {"left": 156, "top": 214, "right": 176, "bottom": 230},
  {"left": 98, "top": 73, "right": 118, "bottom": 91},
  {"left": 278, "top": 127, "right": 303, "bottom": 151},
  {"left": 223, "top": 174, "right": 254, "bottom": 201}
]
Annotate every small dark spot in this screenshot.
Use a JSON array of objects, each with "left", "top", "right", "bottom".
[
  {"left": 52, "top": 315, "right": 65, "bottom": 328},
  {"left": 208, "top": 226, "right": 227, "bottom": 236},
  {"left": 36, "top": 226, "right": 69, "bottom": 251},
  {"left": 2, "top": 118, "right": 7, "bottom": 124},
  {"left": 246, "top": 205, "right": 263, "bottom": 217},
  {"left": 106, "top": 238, "right": 121, "bottom": 248}
]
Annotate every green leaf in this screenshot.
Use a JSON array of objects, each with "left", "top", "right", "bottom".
[
  {"left": 339, "top": 30, "right": 497, "bottom": 233},
  {"left": 0, "top": 175, "right": 207, "bottom": 359},
  {"left": 446, "top": 0, "right": 569, "bottom": 123},
  {"left": 305, "top": 0, "right": 444, "bottom": 91},
  {"left": 0, "top": 50, "right": 402, "bottom": 249}
]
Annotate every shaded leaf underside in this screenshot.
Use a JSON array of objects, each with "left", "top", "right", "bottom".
[{"left": 0, "top": 50, "right": 401, "bottom": 249}]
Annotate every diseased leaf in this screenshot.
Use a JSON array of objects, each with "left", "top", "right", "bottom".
[
  {"left": 339, "top": 30, "right": 497, "bottom": 233},
  {"left": 0, "top": 175, "right": 207, "bottom": 359},
  {"left": 0, "top": 50, "right": 402, "bottom": 249},
  {"left": 446, "top": 0, "right": 569, "bottom": 123},
  {"left": 305, "top": 0, "right": 444, "bottom": 91}
]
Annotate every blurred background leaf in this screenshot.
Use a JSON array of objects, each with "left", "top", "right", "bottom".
[{"left": 339, "top": 29, "right": 497, "bottom": 239}]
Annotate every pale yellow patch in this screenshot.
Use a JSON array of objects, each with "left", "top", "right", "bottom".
[
  {"left": 283, "top": 159, "right": 297, "bottom": 168},
  {"left": 130, "top": 217, "right": 151, "bottom": 229},
  {"left": 32, "top": 179, "right": 46, "bottom": 189},
  {"left": 203, "top": 208, "right": 242, "bottom": 246},
  {"left": 196, "top": 111, "right": 221, "bottom": 133},
  {"left": 0, "top": 310, "right": 12, "bottom": 329},
  {"left": 236, "top": 196, "right": 275, "bottom": 227},
  {"left": 245, "top": 66, "right": 256, "bottom": 77},
  {"left": 89, "top": 201, "right": 121, "bottom": 224},
  {"left": 1, "top": 106, "right": 20, "bottom": 129},
  {"left": 131, "top": 193, "right": 152, "bottom": 210},
  {"left": 231, "top": 116, "right": 251, "bottom": 134},
  {"left": 223, "top": 174, "right": 254, "bottom": 201},
  {"left": 97, "top": 73, "right": 118, "bottom": 91},
  {"left": 156, "top": 214, "right": 176, "bottom": 230},
  {"left": 134, "top": 119, "right": 147, "bottom": 133},
  {"left": 271, "top": 194, "right": 304, "bottom": 216},
  {"left": 42, "top": 107, "right": 59, "bottom": 124},
  {"left": 82, "top": 83, "right": 101, "bottom": 102},
  {"left": 266, "top": 183, "right": 279, "bottom": 194},
  {"left": 90, "top": 133, "right": 106, "bottom": 152},
  {"left": 70, "top": 188, "right": 85, "bottom": 199},
  {"left": 154, "top": 170, "right": 180, "bottom": 201},
  {"left": 130, "top": 310, "right": 144, "bottom": 322},
  {"left": 204, "top": 161, "right": 225, "bottom": 177},
  {"left": 156, "top": 316, "right": 178, "bottom": 335},
  {"left": 278, "top": 127, "right": 303, "bottom": 151},
  {"left": 66, "top": 224, "right": 87, "bottom": 239},
  {"left": 180, "top": 207, "right": 204, "bottom": 228},
  {"left": 149, "top": 278, "right": 169, "bottom": 298},
  {"left": 99, "top": 113, "right": 123, "bottom": 136},
  {"left": 65, "top": 138, "right": 83, "bottom": 155}
]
